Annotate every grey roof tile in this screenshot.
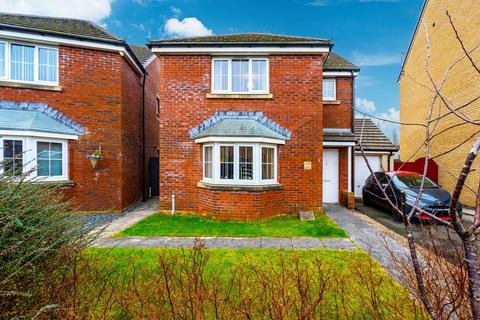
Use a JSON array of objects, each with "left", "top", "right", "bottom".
[
  {"left": 324, "top": 52, "right": 359, "bottom": 71},
  {"left": 0, "top": 13, "right": 120, "bottom": 43},
  {"left": 0, "top": 100, "right": 84, "bottom": 136},
  {"left": 323, "top": 128, "right": 356, "bottom": 142},
  {"left": 150, "top": 33, "right": 331, "bottom": 46},
  {"left": 190, "top": 112, "right": 291, "bottom": 140},
  {"left": 129, "top": 45, "right": 155, "bottom": 66},
  {"left": 354, "top": 118, "right": 398, "bottom": 151}
]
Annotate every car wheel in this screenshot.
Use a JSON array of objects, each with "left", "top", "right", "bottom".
[
  {"left": 391, "top": 206, "right": 404, "bottom": 222},
  {"left": 362, "top": 192, "right": 372, "bottom": 206}
]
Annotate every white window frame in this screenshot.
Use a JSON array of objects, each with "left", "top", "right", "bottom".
[
  {"left": 322, "top": 78, "right": 336, "bottom": 101},
  {"left": 0, "top": 135, "right": 68, "bottom": 182},
  {"left": 0, "top": 39, "right": 59, "bottom": 86},
  {"left": 0, "top": 40, "right": 6, "bottom": 79},
  {"left": 202, "top": 142, "right": 277, "bottom": 185},
  {"left": 211, "top": 57, "right": 269, "bottom": 94},
  {"left": 0, "top": 136, "right": 26, "bottom": 177}
]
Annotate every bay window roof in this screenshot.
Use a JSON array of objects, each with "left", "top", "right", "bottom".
[
  {"left": 190, "top": 112, "right": 291, "bottom": 142},
  {"left": 0, "top": 100, "right": 84, "bottom": 138}
]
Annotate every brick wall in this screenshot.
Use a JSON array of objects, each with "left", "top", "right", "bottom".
[
  {"left": 158, "top": 54, "right": 325, "bottom": 218},
  {"left": 399, "top": 0, "right": 480, "bottom": 207},
  {"left": 143, "top": 57, "right": 160, "bottom": 197},
  {"left": 0, "top": 45, "right": 144, "bottom": 212},
  {"left": 323, "top": 77, "right": 353, "bottom": 128}
]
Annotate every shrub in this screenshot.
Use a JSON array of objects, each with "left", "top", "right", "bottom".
[{"left": 0, "top": 173, "right": 92, "bottom": 318}]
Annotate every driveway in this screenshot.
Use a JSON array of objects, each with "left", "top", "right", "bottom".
[{"left": 355, "top": 201, "right": 474, "bottom": 260}]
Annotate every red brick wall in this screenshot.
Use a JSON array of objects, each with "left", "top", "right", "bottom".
[
  {"left": 120, "top": 58, "right": 143, "bottom": 209},
  {"left": 143, "top": 58, "right": 160, "bottom": 197},
  {"left": 158, "top": 54, "right": 325, "bottom": 218},
  {"left": 323, "top": 77, "right": 353, "bottom": 128},
  {"left": 0, "top": 45, "right": 143, "bottom": 213}
]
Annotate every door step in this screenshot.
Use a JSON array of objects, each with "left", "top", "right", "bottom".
[{"left": 299, "top": 211, "right": 315, "bottom": 221}]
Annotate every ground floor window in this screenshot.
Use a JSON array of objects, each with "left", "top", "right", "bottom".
[
  {"left": 202, "top": 143, "right": 277, "bottom": 185},
  {"left": 0, "top": 136, "right": 68, "bottom": 181}
]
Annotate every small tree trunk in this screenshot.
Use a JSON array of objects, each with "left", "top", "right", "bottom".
[{"left": 464, "top": 235, "right": 480, "bottom": 319}]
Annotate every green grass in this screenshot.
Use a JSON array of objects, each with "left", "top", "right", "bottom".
[
  {"left": 115, "top": 213, "right": 348, "bottom": 238},
  {"left": 84, "top": 248, "right": 425, "bottom": 319}
]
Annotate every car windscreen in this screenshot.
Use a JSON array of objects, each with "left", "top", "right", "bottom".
[{"left": 391, "top": 175, "right": 438, "bottom": 189}]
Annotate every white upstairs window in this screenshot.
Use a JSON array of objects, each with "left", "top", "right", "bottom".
[
  {"left": 212, "top": 58, "right": 269, "bottom": 94},
  {"left": 0, "top": 39, "right": 58, "bottom": 85},
  {"left": 323, "top": 79, "right": 336, "bottom": 101}
]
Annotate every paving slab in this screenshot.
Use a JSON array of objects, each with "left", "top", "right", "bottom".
[{"left": 92, "top": 236, "right": 357, "bottom": 250}]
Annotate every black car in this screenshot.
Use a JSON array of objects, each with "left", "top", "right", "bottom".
[{"left": 362, "top": 171, "right": 462, "bottom": 221}]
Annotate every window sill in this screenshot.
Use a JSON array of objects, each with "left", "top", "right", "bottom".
[
  {"left": 0, "top": 80, "right": 62, "bottom": 92},
  {"left": 35, "top": 180, "right": 74, "bottom": 188},
  {"left": 197, "top": 181, "right": 283, "bottom": 192},
  {"left": 323, "top": 100, "right": 341, "bottom": 105},
  {"left": 207, "top": 93, "right": 273, "bottom": 99}
]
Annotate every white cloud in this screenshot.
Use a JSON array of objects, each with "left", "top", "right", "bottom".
[
  {"left": 351, "top": 51, "right": 400, "bottom": 67},
  {"left": 164, "top": 17, "right": 213, "bottom": 38},
  {"left": 373, "top": 107, "right": 400, "bottom": 142},
  {"left": 0, "top": 0, "right": 113, "bottom": 23},
  {"left": 355, "top": 97, "right": 376, "bottom": 113},
  {"left": 170, "top": 6, "right": 182, "bottom": 17}
]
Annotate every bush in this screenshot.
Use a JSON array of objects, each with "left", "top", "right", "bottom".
[{"left": 0, "top": 173, "right": 92, "bottom": 318}]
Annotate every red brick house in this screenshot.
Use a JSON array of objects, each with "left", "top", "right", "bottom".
[
  {"left": 149, "top": 33, "right": 359, "bottom": 219},
  {"left": 0, "top": 14, "right": 159, "bottom": 213}
]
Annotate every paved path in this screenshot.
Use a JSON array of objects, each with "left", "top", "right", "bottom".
[
  {"left": 324, "top": 204, "right": 412, "bottom": 281},
  {"left": 91, "top": 197, "right": 159, "bottom": 238},
  {"left": 92, "top": 236, "right": 356, "bottom": 250}
]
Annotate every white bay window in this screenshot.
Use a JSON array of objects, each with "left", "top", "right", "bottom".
[
  {"left": 0, "top": 136, "right": 68, "bottom": 181},
  {"left": 212, "top": 58, "right": 269, "bottom": 94},
  {"left": 202, "top": 143, "right": 277, "bottom": 185},
  {"left": 0, "top": 39, "right": 58, "bottom": 85}
]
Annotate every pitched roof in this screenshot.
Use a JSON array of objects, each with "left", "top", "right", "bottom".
[
  {"left": 354, "top": 118, "right": 398, "bottom": 152},
  {"left": 0, "top": 13, "right": 120, "bottom": 43},
  {"left": 190, "top": 112, "right": 291, "bottom": 140},
  {"left": 0, "top": 101, "right": 84, "bottom": 136},
  {"left": 129, "top": 45, "right": 155, "bottom": 66},
  {"left": 150, "top": 33, "right": 331, "bottom": 47},
  {"left": 324, "top": 52, "right": 359, "bottom": 71}
]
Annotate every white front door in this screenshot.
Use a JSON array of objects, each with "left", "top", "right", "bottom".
[
  {"left": 323, "top": 149, "right": 339, "bottom": 203},
  {"left": 355, "top": 154, "right": 381, "bottom": 197}
]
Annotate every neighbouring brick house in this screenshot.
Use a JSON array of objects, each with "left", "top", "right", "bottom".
[
  {"left": 0, "top": 14, "right": 159, "bottom": 213},
  {"left": 149, "top": 33, "right": 359, "bottom": 219}
]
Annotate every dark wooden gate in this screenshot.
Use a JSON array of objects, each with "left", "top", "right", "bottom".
[{"left": 149, "top": 157, "right": 159, "bottom": 196}]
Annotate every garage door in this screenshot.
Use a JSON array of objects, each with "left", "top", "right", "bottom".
[{"left": 355, "top": 155, "right": 381, "bottom": 197}]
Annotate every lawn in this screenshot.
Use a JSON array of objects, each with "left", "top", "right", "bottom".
[
  {"left": 83, "top": 248, "right": 425, "bottom": 319},
  {"left": 115, "top": 213, "right": 348, "bottom": 238}
]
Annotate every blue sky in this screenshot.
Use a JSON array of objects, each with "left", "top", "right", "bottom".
[{"left": 2, "top": 0, "right": 424, "bottom": 140}]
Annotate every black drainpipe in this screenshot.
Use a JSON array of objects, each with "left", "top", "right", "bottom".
[
  {"left": 141, "top": 71, "right": 147, "bottom": 201},
  {"left": 351, "top": 70, "right": 355, "bottom": 193}
]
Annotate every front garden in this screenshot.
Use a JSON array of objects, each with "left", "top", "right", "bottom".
[{"left": 115, "top": 212, "right": 347, "bottom": 238}]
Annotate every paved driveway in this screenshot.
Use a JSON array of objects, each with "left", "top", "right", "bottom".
[{"left": 355, "top": 201, "right": 473, "bottom": 260}]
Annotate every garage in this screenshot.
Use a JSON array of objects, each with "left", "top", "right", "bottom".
[
  {"left": 354, "top": 118, "right": 399, "bottom": 198},
  {"left": 355, "top": 154, "right": 381, "bottom": 197}
]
